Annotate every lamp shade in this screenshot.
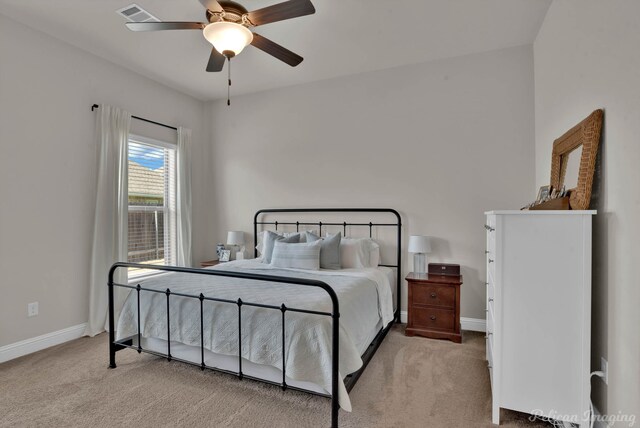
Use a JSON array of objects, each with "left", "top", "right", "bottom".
[
  {"left": 408, "top": 235, "right": 432, "bottom": 253},
  {"left": 227, "top": 231, "right": 244, "bottom": 246},
  {"left": 203, "top": 22, "right": 253, "bottom": 56}
]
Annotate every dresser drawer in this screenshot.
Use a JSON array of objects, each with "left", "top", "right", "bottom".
[
  {"left": 412, "top": 307, "right": 455, "bottom": 331},
  {"left": 412, "top": 283, "right": 456, "bottom": 308}
]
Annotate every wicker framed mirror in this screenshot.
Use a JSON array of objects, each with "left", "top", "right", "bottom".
[{"left": 549, "top": 109, "right": 603, "bottom": 210}]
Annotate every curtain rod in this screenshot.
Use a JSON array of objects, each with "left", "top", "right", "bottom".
[{"left": 91, "top": 104, "right": 178, "bottom": 131}]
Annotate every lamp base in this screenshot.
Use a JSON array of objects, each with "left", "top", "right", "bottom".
[
  {"left": 235, "top": 247, "right": 245, "bottom": 260},
  {"left": 413, "top": 253, "right": 426, "bottom": 274}
]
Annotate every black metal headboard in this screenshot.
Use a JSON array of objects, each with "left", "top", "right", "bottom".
[{"left": 254, "top": 208, "right": 402, "bottom": 322}]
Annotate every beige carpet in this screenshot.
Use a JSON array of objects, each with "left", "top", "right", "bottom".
[{"left": 0, "top": 327, "right": 550, "bottom": 427}]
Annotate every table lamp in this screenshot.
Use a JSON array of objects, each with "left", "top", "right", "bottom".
[
  {"left": 408, "top": 235, "right": 432, "bottom": 274},
  {"left": 227, "top": 231, "right": 245, "bottom": 260}
]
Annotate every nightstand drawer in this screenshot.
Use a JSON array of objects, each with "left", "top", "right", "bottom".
[
  {"left": 412, "top": 307, "right": 455, "bottom": 331},
  {"left": 412, "top": 284, "right": 456, "bottom": 308}
]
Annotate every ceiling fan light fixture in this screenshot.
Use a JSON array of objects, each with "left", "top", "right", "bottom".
[{"left": 203, "top": 21, "right": 253, "bottom": 57}]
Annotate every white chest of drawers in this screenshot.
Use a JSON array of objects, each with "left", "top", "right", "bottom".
[{"left": 485, "top": 210, "right": 595, "bottom": 427}]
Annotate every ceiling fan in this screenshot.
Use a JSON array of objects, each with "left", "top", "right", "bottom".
[{"left": 126, "top": 0, "right": 315, "bottom": 104}]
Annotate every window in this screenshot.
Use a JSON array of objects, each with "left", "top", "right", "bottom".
[{"left": 127, "top": 135, "right": 176, "bottom": 278}]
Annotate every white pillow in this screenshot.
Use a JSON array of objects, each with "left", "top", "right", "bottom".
[
  {"left": 255, "top": 231, "right": 270, "bottom": 256},
  {"left": 368, "top": 240, "right": 381, "bottom": 267},
  {"left": 338, "top": 237, "right": 381, "bottom": 268},
  {"left": 270, "top": 240, "right": 322, "bottom": 270},
  {"left": 339, "top": 238, "right": 371, "bottom": 269}
]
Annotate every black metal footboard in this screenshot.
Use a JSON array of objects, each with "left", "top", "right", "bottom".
[
  {"left": 108, "top": 263, "right": 342, "bottom": 427},
  {"left": 109, "top": 207, "right": 402, "bottom": 428}
]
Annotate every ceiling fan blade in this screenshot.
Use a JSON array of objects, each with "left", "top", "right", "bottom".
[
  {"left": 246, "top": 0, "right": 315, "bottom": 27},
  {"left": 126, "top": 22, "right": 206, "bottom": 31},
  {"left": 198, "top": 0, "right": 224, "bottom": 13},
  {"left": 206, "top": 48, "right": 226, "bottom": 72},
  {"left": 250, "top": 33, "right": 303, "bottom": 67}
]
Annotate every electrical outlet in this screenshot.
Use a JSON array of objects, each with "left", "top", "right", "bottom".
[
  {"left": 27, "top": 302, "right": 38, "bottom": 317},
  {"left": 601, "top": 357, "right": 608, "bottom": 384}
]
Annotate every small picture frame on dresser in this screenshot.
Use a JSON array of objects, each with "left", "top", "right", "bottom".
[
  {"left": 219, "top": 250, "right": 231, "bottom": 262},
  {"left": 536, "top": 185, "right": 550, "bottom": 202}
]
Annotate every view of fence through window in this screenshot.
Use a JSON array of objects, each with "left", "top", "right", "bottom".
[{"left": 128, "top": 138, "right": 176, "bottom": 278}]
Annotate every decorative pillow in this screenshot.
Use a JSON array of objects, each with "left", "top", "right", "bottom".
[
  {"left": 256, "top": 231, "right": 305, "bottom": 256},
  {"left": 339, "top": 237, "right": 371, "bottom": 269},
  {"left": 261, "top": 231, "right": 300, "bottom": 264},
  {"left": 305, "top": 231, "right": 342, "bottom": 270},
  {"left": 284, "top": 232, "right": 306, "bottom": 243},
  {"left": 270, "top": 240, "right": 322, "bottom": 270}
]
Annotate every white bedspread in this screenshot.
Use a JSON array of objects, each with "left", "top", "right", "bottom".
[{"left": 116, "top": 260, "right": 394, "bottom": 410}]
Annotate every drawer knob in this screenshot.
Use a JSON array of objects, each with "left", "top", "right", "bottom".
[
  {"left": 430, "top": 292, "right": 437, "bottom": 298},
  {"left": 485, "top": 250, "right": 489, "bottom": 254},
  {"left": 484, "top": 225, "right": 495, "bottom": 232},
  {"left": 488, "top": 259, "right": 494, "bottom": 263},
  {"left": 430, "top": 315, "right": 436, "bottom": 321},
  {"left": 488, "top": 298, "right": 494, "bottom": 302}
]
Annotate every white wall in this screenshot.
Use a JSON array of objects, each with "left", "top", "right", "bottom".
[
  {"left": 206, "top": 45, "right": 535, "bottom": 320},
  {"left": 0, "top": 14, "right": 213, "bottom": 346},
  {"left": 535, "top": 0, "right": 640, "bottom": 419}
]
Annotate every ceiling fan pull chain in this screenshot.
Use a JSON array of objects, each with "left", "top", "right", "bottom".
[{"left": 227, "top": 57, "right": 232, "bottom": 106}]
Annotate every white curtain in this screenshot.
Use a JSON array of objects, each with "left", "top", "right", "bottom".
[
  {"left": 85, "top": 105, "right": 131, "bottom": 337},
  {"left": 176, "top": 127, "right": 193, "bottom": 267}
]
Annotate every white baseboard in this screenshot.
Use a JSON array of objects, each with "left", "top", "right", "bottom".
[
  {"left": 0, "top": 323, "right": 87, "bottom": 364},
  {"left": 399, "top": 311, "right": 486, "bottom": 332},
  {"left": 460, "top": 317, "right": 486, "bottom": 332}
]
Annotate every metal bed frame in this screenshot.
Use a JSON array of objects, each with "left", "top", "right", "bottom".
[{"left": 108, "top": 208, "right": 401, "bottom": 428}]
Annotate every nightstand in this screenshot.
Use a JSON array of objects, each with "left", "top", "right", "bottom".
[
  {"left": 200, "top": 259, "right": 221, "bottom": 268},
  {"left": 405, "top": 272, "right": 463, "bottom": 343}
]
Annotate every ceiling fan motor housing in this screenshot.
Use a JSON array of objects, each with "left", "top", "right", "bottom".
[{"left": 206, "top": 1, "right": 249, "bottom": 24}]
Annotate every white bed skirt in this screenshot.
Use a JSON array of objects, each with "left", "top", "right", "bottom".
[{"left": 137, "top": 317, "right": 384, "bottom": 412}]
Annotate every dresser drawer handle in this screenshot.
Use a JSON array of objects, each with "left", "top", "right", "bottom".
[
  {"left": 430, "top": 292, "right": 437, "bottom": 298},
  {"left": 485, "top": 332, "right": 493, "bottom": 339},
  {"left": 485, "top": 250, "right": 489, "bottom": 254},
  {"left": 430, "top": 315, "right": 436, "bottom": 321},
  {"left": 488, "top": 298, "right": 494, "bottom": 302},
  {"left": 488, "top": 259, "right": 494, "bottom": 263},
  {"left": 484, "top": 225, "right": 495, "bottom": 232},
  {"left": 488, "top": 365, "right": 493, "bottom": 369}
]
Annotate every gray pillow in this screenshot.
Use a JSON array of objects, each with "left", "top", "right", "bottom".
[
  {"left": 262, "top": 231, "right": 300, "bottom": 264},
  {"left": 271, "top": 240, "right": 322, "bottom": 270},
  {"left": 305, "top": 231, "right": 342, "bottom": 270}
]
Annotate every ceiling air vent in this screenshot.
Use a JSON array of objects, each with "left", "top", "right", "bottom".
[{"left": 116, "top": 4, "right": 159, "bottom": 23}]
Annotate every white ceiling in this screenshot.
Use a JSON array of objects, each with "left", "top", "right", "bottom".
[{"left": 0, "top": 0, "right": 551, "bottom": 101}]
